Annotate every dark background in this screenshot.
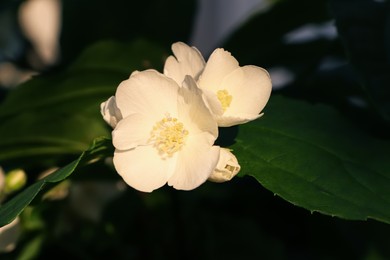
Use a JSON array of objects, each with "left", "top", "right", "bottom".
[{"left": 1, "top": 0, "right": 390, "bottom": 259}]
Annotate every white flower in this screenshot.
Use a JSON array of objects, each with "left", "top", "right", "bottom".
[
  {"left": 105, "top": 70, "right": 220, "bottom": 192},
  {"left": 164, "top": 42, "right": 272, "bottom": 127},
  {"left": 208, "top": 148, "right": 241, "bottom": 183}
]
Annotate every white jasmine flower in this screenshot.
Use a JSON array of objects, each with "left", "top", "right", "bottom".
[
  {"left": 106, "top": 70, "right": 220, "bottom": 192},
  {"left": 208, "top": 148, "right": 240, "bottom": 183},
  {"left": 100, "top": 96, "right": 123, "bottom": 128},
  {"left": 164, "top": 42, "right": 272, "bottom": 127}
]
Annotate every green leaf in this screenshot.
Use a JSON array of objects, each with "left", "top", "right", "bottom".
[
  {"left": 233, "top": 95, "right": 390, "bottom": 224},
  {"left": 0, "top": 39, "right": 166, "bottom": 167},
  {"left": 0, "top": 137, "right": 113, "bottom": 227}
]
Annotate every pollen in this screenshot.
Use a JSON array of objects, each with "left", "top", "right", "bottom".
[
  {"left": 149, "top": 115, "right": 189, "bottom": 158},
  {"left": 217, "top": 89, "right": 232, "bottom": 112}
]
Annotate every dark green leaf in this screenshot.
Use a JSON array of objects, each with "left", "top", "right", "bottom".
[
  {"left": 0, "top": 39, "right": 166, "bottom": 168},
  {"left": 234, "top": 95, "right": 390, "bottom": 224}
]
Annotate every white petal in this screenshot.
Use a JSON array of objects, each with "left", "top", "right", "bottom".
[
  {"left": 223, "top": 65, "right": 272, "bottom": 117},
  {"left": 168, "top": 136, "right": 220, "bottom": 190},
  {"left": 164, "top": 42, "right": 205, "bottom": 85},
  {"left": 178, "top": 76, "right": 218, "bottom": 139},
  {"left": 208, "top": 148, "right": 241, "bottom": 183},
  {"left": 202, "top": 88, "right": 224, "bottom": 117},
  {"left": 113, "top": 146, "right": 176, "bottom": 192},
  {"left": 197, "top": 48, "right": 239, "bottom": 92},
  {"left": 100, "top": 96, "right": 123, "bottom": 128},
  {"left": 112, "top": 113, "right": 152, "bottom": 150},
  {"left": 115, "top": 70, "right": 179, "bottom": 120},
  {"left": 216, "top": 113, "right": 264, "bottom": 127}
]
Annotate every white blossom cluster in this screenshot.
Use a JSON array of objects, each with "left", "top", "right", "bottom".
[{"left": 101, "top": 42, "right": 272, "bottom": 192}]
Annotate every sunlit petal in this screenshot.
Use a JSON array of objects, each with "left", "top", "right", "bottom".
[
  {"left": 216, "top": 113, "right": 263, "bottom": 127},
  {"left": 164, "top": 42, "right": 205, "bottom": 85},
  {"left": 202, "top": 88, "right": 224, "bottom": 117},
  {"left": 115, "top": 70, "right": 179, "bottom": 119},
  {"left": 168, "top": 136, "right": 220, "bottom": 190},
  {"left": 178, "top": 76, "right": 218, "bottom": 138},
  {"left": 113, "top": 146, "right": 176, "bottom": 193},
  {"left": 112, "top": 113, "right": 152, "bottom": 150},
  {"left": 197, "top": 48, "right": 239, "bottom": 92},
  {"left": 223, "top": 65, "right": 272, "bottom": 117}
]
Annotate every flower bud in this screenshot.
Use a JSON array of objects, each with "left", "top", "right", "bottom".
[
  {"left": 100, "top": 96, "right": 123, "bottom": 128},
  {"left": 208, "top": 148, "right": 240, "bottom": 183},
  {"left": 4, "top": 169, "right": 27, "bottom": 194}
]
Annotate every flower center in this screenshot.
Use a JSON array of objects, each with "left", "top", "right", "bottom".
[
  {"left": 149, "top": 115, "right": 189, "bottom": 158},
  {"left": 217, "top": 89, "right": 232, "bottom": 112}
]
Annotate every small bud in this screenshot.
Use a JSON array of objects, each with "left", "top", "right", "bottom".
[
  {"left": 208, "top": 148, "right": 241, "bottom": 183},
  {"left": 4, "top": 169, "right": 27, "bottom": 194},
  {"left": 100, "top": 96, "right": 122, "bottom": 128}
]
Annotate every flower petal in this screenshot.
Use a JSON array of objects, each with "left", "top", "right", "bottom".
[
  {"left": 113, "top": 146, "right": 176, "bottom": 192},
  {"left": 164, "top": 42, "right": 205, "bottom": 85},
  {"left": 202, "top": 88, "right": 224, "bottom": 117},
  {"left": 115, "top": 70, "right": 179, "bottom": 119},
  {"left": 100, "top": 96, "right": 123, "bottom": 128},
  {"left": 112, "top": 113, "right": 153, "bottom": 150},
  {"left": 208, "top": 148, "right": 241, "bottom": 183},
  {"left": 216, "top": 113, "right": 264, "bottom": 127},
  {"left": 223, "top": 65, "right": 272, "bottom": 117},
  {"left": 178, "top": 76, "right": 218, "bottom": 138},
  {"left": 168, "top": 136, "right": 220, "bottom": 190},
  {"left": 197, "top": 48, "right": 239, "bottom": 92}
]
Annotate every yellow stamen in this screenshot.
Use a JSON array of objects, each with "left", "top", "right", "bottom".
[
  {"left": 217, "top": 89, "right": 232, "bottom": 112},
  {"left": 149, "top": 115, "right": 188, "bottom": 158}
]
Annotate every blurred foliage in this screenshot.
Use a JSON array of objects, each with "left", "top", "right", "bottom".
[
  {"left": 1, "top": 0, "right": 390, "bottom": 259},
  {"left": 0, "top": 137, "right": 113, "bottom": 227},
  {"left": 0, "top": 39, "right": 166, "bottom": 169},
  {"left": 329, "top": 0, "right": 390, "bottom": 123}
]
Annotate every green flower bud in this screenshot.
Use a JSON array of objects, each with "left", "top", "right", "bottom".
[{"left": 4, "top": 169, "right": 27, "bottom": 194}]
